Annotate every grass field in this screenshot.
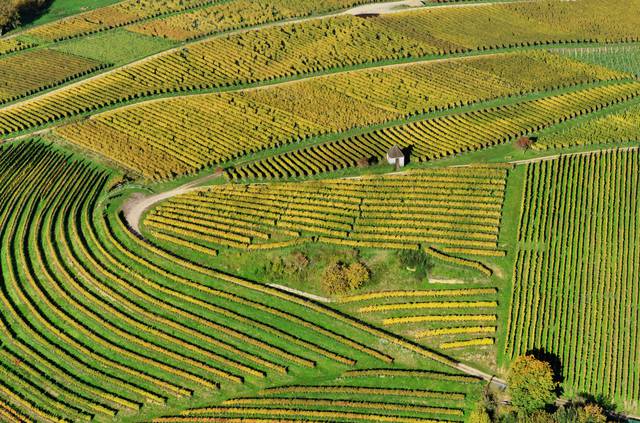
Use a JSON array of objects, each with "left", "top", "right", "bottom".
[{"left": 53, "top": 29, "right": 176, "bottom": 64}]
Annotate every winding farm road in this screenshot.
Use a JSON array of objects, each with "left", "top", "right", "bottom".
[{"left": 122, "top": 172, "right": 220, "bottom": 234}]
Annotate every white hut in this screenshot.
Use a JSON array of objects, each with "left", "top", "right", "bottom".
[{"left": 386, "top": 145, "right": 405, "bottom": 168}]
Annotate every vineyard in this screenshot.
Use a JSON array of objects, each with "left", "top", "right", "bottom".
[
  {"left": 53, "top": 50, "right": 626, "bottom": 179},
  {"left": 336, "top": 287, "right": 499, "bottom": 355},
  {"left": 153, "top": 369, "right": 481, "bottom": 422},
  {"left": 229, "top": 81, "right": 640, "bottom": 179},
  {"left": 2, "top": 0, "right": 640, "bottom": 138},
  {"left": 0, "top": 139, "right": 478, "bottom": 420},
  {"left": 144, "top": 165, "right": 509, "bottom": 256},
  {"left": 536, "top": 102, "right": 640, "bottom": 150},
  {"left": 0, "top": 49, "right": 108, "bottom": 105},
  {"left": 126, "top": 0, "right": 390, "bottom": 41},
  {"left": 23, "top": 0, "right": 222, "bottom": 42},
  {"left": 0, "top": 0, "right": 640, "bottom": 420},
  {"left": 505, "top": 150, "right": 640, "bottom": 409},
  {"left": 556, "top": 44, "right": 640, "bottom": 76},
  {"left": 0, "top": 38, "right": 35, "bottom": 55}
]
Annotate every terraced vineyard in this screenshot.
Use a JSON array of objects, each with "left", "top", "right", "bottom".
[
  {"left": 230, "top": 81, "right": 640, "bottom": 179},
  {"left": 54, "top": 51, "right": 626, "bottom": 179},
  {"left": 556, "top": 44, "right": 640, "bottom": 76},
  {"left": 2, "top": 0, "right": 640, "bottom": 139},
  {"left": 153, "top": 369, "right": 481, "bottom": 422},
  {"left": 23, "top": 0, "right": 222, "bottom": 41},
  {"left": 144, "top": 165, "right": 509, "bottom": 255},
  {"left": 126, "top": 0, "right": 390, "bottom": 41},
  {"left": 505, "top": 149, "right": 640, "bottom": 409},
  {"left": 337, "top": 288, "right": 499, "bottom": 353},
  {"left": 0, "top": 38, "right": 35, "bottom": 55},
  {"left": 1, "top": 0, "right": 640, "bottom": 420},
  {"left": 0, "top": 49, "right": 108, "bottom": 105},
  {"left": 536, "top": 101, "right": 640, "bottom": 150},
  {"left": 0, "top": 139, "right": 472, "bottom": 420}
]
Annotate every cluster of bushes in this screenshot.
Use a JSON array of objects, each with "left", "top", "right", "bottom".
[
  {"left": 264, "top": 251, "right": 310, "bottom": 280},
  {"left": 321, "top": 261, "right": 370, "bottom": 295},
  {"left": 0, "top": 0, "right": 48, "bottom": 34},
  {"left": 398, "top": 249, "right": 432, "bottom": 280},
  {"left": 0, "top": 1, "right": 43, "bottom": 32}
]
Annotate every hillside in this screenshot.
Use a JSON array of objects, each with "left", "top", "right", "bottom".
[{"left": 0, "top": 0, "right": 639, "bottom": 422}]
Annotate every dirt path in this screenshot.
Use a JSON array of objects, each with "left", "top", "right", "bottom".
[
  {"left": 345, "top": 0, "right": 529, "bottom": 15},
  {"left": 457, "top": 363, "right": 507, "bottom": 388},
  {"left": 429, "top": 278, "right": 466, "bottom": 284},
  {"left": 345, "top": 0, "right": 424, "bottom": 14},
  {"left": 509, "top": 145, "right": 639, "bottom": 165},
  {"left": 448, "top": 145, "right": 640, "bottom": 169},
  {"left": 122, "top": 173, "right": 219, "bottom": 234},
  {"left": 267, "top": 284, "right": 334, "bottom": 303}
]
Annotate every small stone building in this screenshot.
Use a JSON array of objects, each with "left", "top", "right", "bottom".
[{"left": 387, "top": 145, "right": 405, "bottom": 168}]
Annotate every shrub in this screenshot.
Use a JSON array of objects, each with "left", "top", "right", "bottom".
[
  {"left": 577, "top": 404, "right": 607, "bottom": 423},
  {"left": 0, "top": 2, "right": 19, "bottom": 32},
  {"left": 344, "top": 262, "right": 369, "bottom": 291},
  {"left": 515, "top": 136, "right": 534, "bottom": 150},
  {"left": 321, "top": 261, "right": 370, "bottom": 295}
]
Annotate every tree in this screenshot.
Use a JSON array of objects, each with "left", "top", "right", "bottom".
[
  {"left": 321, "top": 261, "right": 370, "bottom": 295},
  {"left": 507, "top": 355, "right": 558, "bottom": 415},
  {"left": 0, "top": 2, "right": 19, "bottom": 33},
  {"left": 344, "top": 262, "right": 369, "bottom": 291},
  {"left": 321, "top": 261, "right": 348, "bottom": 295},
  {"left": 0, "top": 0, "right": 49, "bottom": 33}
]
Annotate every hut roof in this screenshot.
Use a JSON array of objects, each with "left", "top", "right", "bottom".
[{"left": 387, "top": 145, "right": 404, "bottom": 159}]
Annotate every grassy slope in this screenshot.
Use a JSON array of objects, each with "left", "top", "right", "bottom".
[{"left": 53, "top": 29, "right": 176, "bottom": 65}]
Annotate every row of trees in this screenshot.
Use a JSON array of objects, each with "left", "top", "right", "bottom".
[{"left": 0, "top": 0, "right": 48, "bottom": 34}]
